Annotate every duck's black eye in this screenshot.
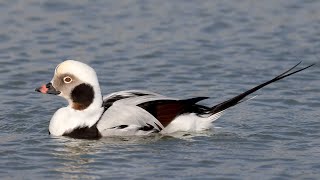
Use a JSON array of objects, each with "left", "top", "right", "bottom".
[{"left": 63, "top": 76, "right": 72, "bottom": 83}]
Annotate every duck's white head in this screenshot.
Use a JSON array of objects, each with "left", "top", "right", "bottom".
[{"left": 36, "top": 60, "right": 102, "bottom": 110}]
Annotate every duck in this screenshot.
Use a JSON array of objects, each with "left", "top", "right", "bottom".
[{"left": 35, "top": 60, "right": 314, "bottom": 139}]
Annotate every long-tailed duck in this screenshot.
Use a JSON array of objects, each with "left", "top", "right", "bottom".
[{"left": 35, "top": 60, "right": 314, "bottom": 139}]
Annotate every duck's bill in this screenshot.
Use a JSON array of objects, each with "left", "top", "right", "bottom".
[{"left": 35, "top": 82, "right": 61, "bottom": 95}]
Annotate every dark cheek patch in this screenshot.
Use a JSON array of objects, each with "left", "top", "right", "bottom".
[{"left": 71, "top": 83, "right": 94, "bottom": 110}]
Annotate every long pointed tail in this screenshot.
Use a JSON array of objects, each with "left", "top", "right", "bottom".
[{"left": 210, "top": 62, "right": 315, "bottom": 114}]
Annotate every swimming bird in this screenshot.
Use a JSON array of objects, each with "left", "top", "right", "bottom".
[{"left": 35, "top": 60, "right": 314, "bottom": 139}]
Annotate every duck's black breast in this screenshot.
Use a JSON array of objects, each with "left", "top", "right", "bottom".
[{"left": 62, "top": 124, "right": 102, "bottom": 140}]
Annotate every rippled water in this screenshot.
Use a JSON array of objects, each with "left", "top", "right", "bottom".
[{"left": 0, "top": 0, "right": 320, "bottom": 179}]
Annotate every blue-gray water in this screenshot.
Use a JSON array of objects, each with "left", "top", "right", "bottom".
[{"left": 0, "top": 0, "right": 320, "bottom": 179}]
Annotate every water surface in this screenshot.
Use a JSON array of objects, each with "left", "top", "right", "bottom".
[{"left": 0, "top": 0, "right": 320, "bottom": 179}]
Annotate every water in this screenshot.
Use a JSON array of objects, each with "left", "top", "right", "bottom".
[{"left": 0, "top": 0, "right": 319, "bottom": 179}]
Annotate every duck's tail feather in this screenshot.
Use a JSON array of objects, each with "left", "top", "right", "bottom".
[{"left": 210, "top": 62, "right": 315, "bottom": 115}]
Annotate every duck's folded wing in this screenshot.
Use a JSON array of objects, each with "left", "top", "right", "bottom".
[{"left": 99, "top": 90, "right": 210, "bottom": 136}]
